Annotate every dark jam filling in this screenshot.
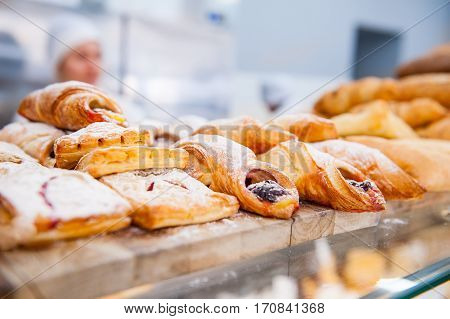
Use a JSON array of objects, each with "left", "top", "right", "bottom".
[
  {"left": 348, "top": 180, "right": 373, "bottom": 192},
  {"left": 247, "top": 180, "right": 288, "bottom": 203}
]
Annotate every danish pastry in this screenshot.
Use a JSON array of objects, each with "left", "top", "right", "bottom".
[
  {"left": 55, "top": 122, "right": 151, "bottom": 169},
  {"left": 175, "top": 134, "right": 299, "bottom": 219},
  {"left": 76, "top": 146, "right": 189, "bottom": 178},
  {"left": 0, "top": 122, "right": 65, "bottom": 167},
  {"left": 347, "top": 136, "right": 450, "bottom": 191},
  {"left": 193, "top": 116, "right": 295, "bottom": 154},
  {"left": 0, "top": 141, "right": 37, "bottom": 164},
  {"left": 269, "top": 113, "right": 338, "bottom": 142},
  {"left": 0, "top": 162, "right": 131, "bottom": 250},
  {"left": 18, "top": 81, "right": 127, "bottom": 130},
  {"left": 258, "top": 140, "right": 386, "bottom": 212},
  {"left": 313, "top": 139, "right": 425, "bottom": 200},
  {"left": 416, "top": 115, "right": 450, "bottom": 140},
  {"left": 100, "top": 168, "right": 239, "bottom": 230}
]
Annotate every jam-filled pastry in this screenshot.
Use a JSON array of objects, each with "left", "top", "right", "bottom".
[
  {"left": 54, "top": 122, "right": 151, "bottom": 169},
  {"left": 258, "top": 140, "right": 385, "bottom": 212},
  {"left": 76, "top": 146, "right": 189, "bottom": 178},
  {"left": 331, "top": 101, "right": 418, "bottom": 139},
  {"left": 347, "top": 136, "right": 450, "bottom": 192},
  {"left": 0, "top": 162, "right": 131, "bottom": 250},
  {"left": 18, "top": 81, "right": 127, "bottom": 130},
  {"left": 193, "top": 116, "right": 295, "bottom": 154},
  {"left": 416, "top": 115, "right": 450, "bottom": 140},
  {"left": 313, "top": 139, "right": 425, "bottom": 200},
  {"left": 0, "top": 122, "right": 65, "bottom": 167},
  {"left": 100, "top": 168, "right": 239, "bottom": 230},
  {"left": 0, "top": 141, "right": 37, "bottom": 164},
  {"left": 175, "top": 134, "right": 299, "bottom": 219},
  {"left": 269, "top": 113, "right": 338, "bottom": 142}
]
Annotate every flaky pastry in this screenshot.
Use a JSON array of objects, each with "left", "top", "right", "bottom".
[
  {"left": 0, "top": 141, "right": 37, "bottom": 164},
  {"left": 416, "top": 115, "right": 450, "bottom": 140}
]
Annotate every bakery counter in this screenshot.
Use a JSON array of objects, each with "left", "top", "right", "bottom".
[{"left": 0, "top": 192, "right": 448, "bottom": 299}]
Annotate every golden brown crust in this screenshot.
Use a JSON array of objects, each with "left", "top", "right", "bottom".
[
  {"left": 55, "top": 122, "right": 151, "bottom": 169},
  {"left": 193, "top": 116, "right": 295, "bottom": 154},
  {"left": 76, "top": 146, "right": 189, "bottom": 178},
  {"left": 100, "top": 168, "right": 239, "bottom": 230},
  {"left": 269, "top": 113, "right": 338, "bottom": 142},
  {"left": 18, "top": 81, "right": 127, "bottom": 130},
  {"left": 313, "top": 139, "right": 425, "bottom": 200},
  {"left": 0, "top": 141, "right": 37, "bottom": 164},
  {"left": 396, "top": 44, "right": 450, "bottom": 77},
  {"left": 346, "top": 136, "right": 450, "bottom": 192},
  {"left": 416, "top": 115, "right": 450, "bottom": 140},
  {"left": 0, "top": 162, "right": 131, "bottom": 250},
  {"left": 0, "top": 122, "right": 65, "bottom": 167},
  {"left": 175, "top": 134, "right": 299, "bottom": 219},
  {"left": 258, "top": 140, "right": 386, "bottom": 212},
  {"left": 331, "top": 100, "right": 418, "bottom": 139}
]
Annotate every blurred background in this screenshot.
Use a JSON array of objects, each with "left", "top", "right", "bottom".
[{"left": 0, "top": 0, "right": 449, "bottom": 126}]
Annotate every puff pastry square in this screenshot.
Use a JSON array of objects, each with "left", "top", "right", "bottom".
[
  {"left": 76, "top": 146, "right": 189, "bottom": 178},
  {"left": 100, "top": 168, "right": 239, "bottom": 230},
  {"left": 18, "top": 81, "right": 127, "bottom": 130},
  {"left": 0, "top": 122, "right": 65, "bottom": 167},
  {"left": 0, "top": 162, "right": 131, "bottom": 250},
  {"left": 55, "top": 122, "right": 152, "bottom": 169}
]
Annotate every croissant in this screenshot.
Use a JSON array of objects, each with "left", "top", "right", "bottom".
[
  {"left": 76, "top": 146, "right": 189, "bottom": 178},
  {"left": 0, "top": 141, "right": 37, "bottom": 164},
  {"left": 18, "top": 81, "right": 127, "bottom": 130},
  {"left": 100, "top": 168, "right": 239, "bottom": 230},
  {"left": 193, "top": 116, "right": 295, "bottom": 154},
  {"left": 54, "top": 122, "right": 151, "bottom": 169},
  {"left": 331, "top": 100, "right": 418, "bottom": 139},
  {"left": 268, "top": 113, "right": 338, "bottom": 142},
  {"left": 175, "top": 134, "right": 299, "bottom": 219},
  {"left": 312, "top": 139, "right": 425, "bottom": 200},
  {"left": 396, "top": 44, "right": 450, "bottom": 77},
  {"left": 416, "top": 115, "right": 450, "bottom": 140},
  {"left": 0, "top": 122, "right": 65, "bottom": 167},
  {"left": 0, "top": 162, "right": 131, "bottom": 250},
  {"left": 347, "top": 136, "right": 450, "bottom": 192},
  {"left": 258, "top": 140, "right": 386, "bottom": 212}
]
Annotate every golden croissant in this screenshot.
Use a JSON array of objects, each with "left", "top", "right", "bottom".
[
  {"left": 312, "top": 139, "right": 425, "bottom": 200},
  {"left": 258, "top": 140, "right": 386, "bottom": 212},
  {"left": 175, "top": 134, "right": 299, "bottom": 219},
  {"left": 18, "top": 81, "right": 127, "bottom": 130}
]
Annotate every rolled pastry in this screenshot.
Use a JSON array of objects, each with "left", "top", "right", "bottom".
[
  {"left": 55, "top": 122, "right": 152, "bottom": 169},
  {"left": 313, "top": 139, "right": 425, "bottom": 200},
  {"left": 76, "top": 146, "right": 189, "bottom": 178},
  {"left": 100, "top": 168, "right": 239, "bottom": 230},
  {"left": 18, "top": 81, "right": 127, "bottom": 130},
  {"left": 175, "top": 134, "right": 299, "bottom": 219},
  {"left": 0, "top": 141, "right": 37, "bottom": 164},
  {"left": 331, "top": 100, "right": 418, "bottom": 139},
  {"left": 193, "top": 116, "right": 295, "bottom": 154},
  {"left": 416, "top": 115, "right": 450, "bottom": 140},
  {"left": 269, "top": 113, "right": 338, "bottom": 142},
  {"left": 347, "top": 136, "right": 450, "bottom": 192},
  {"left": 0, "top": 162, "right": 131, "bottom": 250},
  {"left": 0, "top": 122, "right": 65, "bottom": 167},
  {"left": 258, "top": 140, "right": 386, "bottom": 212}
]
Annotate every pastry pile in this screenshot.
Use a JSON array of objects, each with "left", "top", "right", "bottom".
[{"left": 0, "top": 79, "right": 448, "bottom": 249}]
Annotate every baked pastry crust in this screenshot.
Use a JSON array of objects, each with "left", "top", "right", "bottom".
[
  {"left": 175, "top": 134, "right": 299, "bottom": 219},
  {"left": 396, "top": 44, "right": 450, "bottom": 77},
  {"left": 269, "top": 113, "right": 338, "bottom": 142},
  {"left": 55, "top": 122, "right": 152, "bottom": 169},
  {"left": 331, "top": 100, "right": 418, "bottom": 139},
  {"left": 313, "top": 139, "right": 425, "bottom": 200},
  {"left": 0, "top": 141, "right": 37, "bottom": 164},
  {"left": 416, "top": 115, "right": 450, "bottom": 140},
  {"left": 100, "top": 168, "right": 239, "bottom": 230},
  {"left": 0, "top": 122, "right": 65, "bottom": 167},
  {"left": 0, "top": 162, "right": 131, "bottom": 250},
  {"left": 346, "top": 136, "right": 450, "bottom": 192},
  {"left": 193, "top": 116, "right": 295, "bottom": 154},
  {"left": 76, "top": 146, "right": 189, "bottom": 178},
  {"left": 18, "top": 81, "right": 127, "bottom": 130},
  {"left": 258, "top": 140, "right": 386, "bottom": 212}
]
